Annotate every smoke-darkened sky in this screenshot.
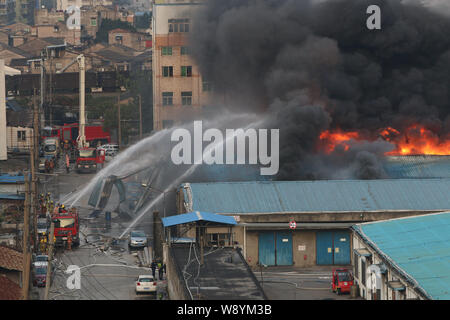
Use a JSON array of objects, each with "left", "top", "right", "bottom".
[{"left": 189, "top": 0, "right": 450, "bottom": 180}]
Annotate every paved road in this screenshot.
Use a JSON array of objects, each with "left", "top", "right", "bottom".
[
  {"left": 253, "top": 267, "right": 361, "bottom": 300},
  {"left": 33, "top": 157, "right": 160, "bottom": 300}
]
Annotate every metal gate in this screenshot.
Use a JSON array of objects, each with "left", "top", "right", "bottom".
[
  {"left": 258, "top": 232, "right": 293, "bottom": 266},
  {"left": 316, "top": 231, "right": 350, "bottom": 265}
]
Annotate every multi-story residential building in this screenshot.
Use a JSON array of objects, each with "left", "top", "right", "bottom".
[
  {"left": 56, "top": 0, "right": 111, "bottom": 12},
  {"left": 34, "top": 8, "right": 65, "bottom": 25},
  {"left": 15, "top": 0, "right": 34, "bottom": 25},
  {"left": 0, "top": 0, "right": 15, "bottom": 26},
  {"left": 152, "top": 0, "right": 211, "bottom": 130},
  {"left": 108, "top": 28, "right": 151, "bottom": 51}
]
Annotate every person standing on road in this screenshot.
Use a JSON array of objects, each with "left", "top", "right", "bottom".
[
  {"left": 65, "top": 153, "right": 70, "bottom": 173},
  {"left": 158, "top": 262, "right": 163, "bottom": 280},
  {"left": 151, "top": 261, "right": 157, "bottom": 279}
]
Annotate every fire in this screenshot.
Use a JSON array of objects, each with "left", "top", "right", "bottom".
[
  {"left": 319, "top": 130, "right": 360, "bottom": 153},
  {"left": 318, "top": 124, "right": 450, "bottom": 156},
  {"left": 384, "top": 124, "right": 450, "bottom": 156}
]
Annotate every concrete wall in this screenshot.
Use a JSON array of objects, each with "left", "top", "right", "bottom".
[{"left": 163, "top": 243, "right": 191, "bottom": 300}]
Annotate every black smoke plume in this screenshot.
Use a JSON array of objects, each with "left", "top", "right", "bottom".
[{"left": 189, "top": 0, "right": 450, "bottom": 180}]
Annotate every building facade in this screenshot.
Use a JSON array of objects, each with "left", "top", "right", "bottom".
[
  {"left": 0, "top": 0, "right": 16, "bottom": 26},
  {"left": 152, "top": 0, "right": 211, "bottom": 130},
  {"left": 175, "top": 180, "right": 450, "bottom": 268},
  {"left": 352, "top": 212, "right": 450, "bottom": 300}
]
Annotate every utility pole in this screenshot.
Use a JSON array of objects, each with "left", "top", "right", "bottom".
[
  {"left": 117, "top": 94, "right": 121, "bottom": 148},
  {"left": 138, "top": 94, "right": 142, "bottom": 139},
  {"left": 32, "top": 91, "right": 38, "bottom": 252},
  {"left": 22, "top": 176, "right": 31, "bottom": 300},
  {"left": 44, "top": 222, "right": 54, "bottom": 300}
]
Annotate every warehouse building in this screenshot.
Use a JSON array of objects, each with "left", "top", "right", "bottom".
[
  {"left": 352, "top": 211, "right": 450, "bottom": 300},
  {"left": 176, "top": 179, "right": 450, "bottom": 268}
]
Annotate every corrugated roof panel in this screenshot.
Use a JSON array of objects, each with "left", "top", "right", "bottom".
[
  {"left": 353, "top": 212, "right": 450, "bottom": 300},
  {"left": 0, "top": 175, "right": 25, "bottom": 184},
  {"left": 162, "top": 211, "right": 237, "bottom": 227},
  {"left": 384, "top": 156, "right": 450, "bottom": 179},
  {"left": 184, "top": 179, "right": 450, "bottom": 214}
]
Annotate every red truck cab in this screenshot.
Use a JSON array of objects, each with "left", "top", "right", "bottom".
[
  {"left": 52, "top": 208, "right": 80, "bottom": 247},
  {"left": 76, "top": 147, "right": 105, "bottom": 173},
  {"left": 332, "top": 268, "right": 354, "bottom": 295}
]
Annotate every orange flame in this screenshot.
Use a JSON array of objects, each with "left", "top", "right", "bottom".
[
  {"left": 319, "top": 130, "right": 360, "bottom": 153},
  {"left": 384, "top": 124, "right": 450, "bottom": 155},
  {"left": 319, "top": 125, "right": 450, "bottom": 155}
]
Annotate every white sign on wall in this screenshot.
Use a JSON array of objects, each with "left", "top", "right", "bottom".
[{"left": 298, "top": 245, "right": 306, "bottom": 251}]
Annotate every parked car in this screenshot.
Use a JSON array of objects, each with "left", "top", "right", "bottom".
[
  {"left": 135, "top": 275, "right": 157, "bottom": 294},
  {"left": 128, "top": 230, "right": 147, "bottom": 248},
  {"left": 33, "top": 254, "right": 49, "bottom": 268},
  {"left": 99, "top": 144, "right": 119, "bottom": 156},
  {"left": 32, "top": 266, "right": 47, "bottom": 287}
]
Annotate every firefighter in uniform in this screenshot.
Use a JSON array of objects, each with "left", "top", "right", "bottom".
[
  {"left": 67, "top": 232, "right": 72, "bottom": 250},
  {"left": 48, "top": 201, "right": 54, "bottom": 215},
  {"left": 59, "top": 204, "right": 67, "bottom": 214},
  {"left": 40, "top": 233, "right": 47, "bottom": 254}
]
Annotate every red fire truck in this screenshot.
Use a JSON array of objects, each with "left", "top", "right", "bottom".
[
  {"left": 51, "top": 207, "right": 80, "bottom": 247},
  {"left": 42, "top": 123, "right": 111, "bottom": 148},
  {"left": 75, "top": 147, "right": 106, "bottom": 173}
]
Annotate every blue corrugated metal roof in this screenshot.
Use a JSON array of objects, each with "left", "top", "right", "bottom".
[
  {"left": 182, "top": 179, "right": 450, "bottom": 214},
  {"left": 0, "top": 174, "right": 25, "bottom": 184},
  {"left": 0, "top": 193, "right": 25, "bottom": 200},
  {"left": 162, "top": 211, "right": 237, "bottom": 227},
  {"left": 352, "top": 212, "right": 450, "bottom": 300},
  {"left": 383, "top": 156, "right": 450, "bottom": 179}
]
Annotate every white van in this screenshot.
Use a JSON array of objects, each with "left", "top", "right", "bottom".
[{"left": 43, "top": 137, "right": 60, "bottom": 158}]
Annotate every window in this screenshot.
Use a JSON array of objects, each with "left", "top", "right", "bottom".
[
  {"left": 161, "top": 46, "right": 172, "bottom": 56},
  {"left": 202, "top": 80, "right": 212, "bottom": 92},
  {"left": 17, "top": 130, "right": 26, "bottom": 141},
  {"left": 180, "top": 46, "right": 190, "bottom": 55},
  {"left": 168, "top": 19, "right": 190, "bottom": 33},
  {"left": 162, "top": 66, "right": 173, "bottom": 77},
  {"left": 181, "top": 66, "right": 192, "bottom": 77},
  {"left": 162, "top": 92, "right": 173, "bottom": 106},
  {"left": 181, "top": 91, "right": 192, "bottom": 106},
  {"left": 361, "top": 259, "right": 366, "bottom": 286},
  {"left": 90, "top": 18, "right": 97, "bottom": 26}
]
